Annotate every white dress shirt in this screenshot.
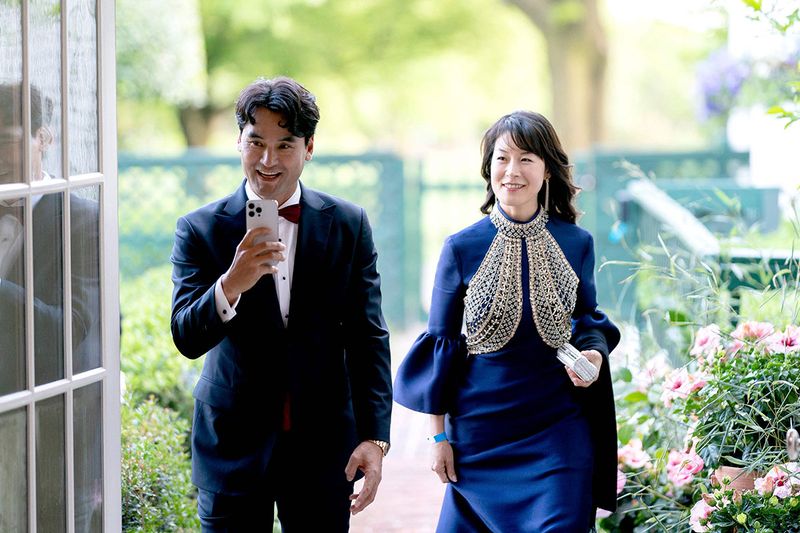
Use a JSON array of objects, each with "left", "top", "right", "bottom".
[{"left": 214, "top": 183, "right": 300, "bottom": 327}]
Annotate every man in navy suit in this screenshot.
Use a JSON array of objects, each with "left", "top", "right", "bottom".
[{"left": 170, "top": 76, "right": 392, "bottom": 531}]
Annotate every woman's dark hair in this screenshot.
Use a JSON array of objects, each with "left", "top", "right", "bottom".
[
  {"left": 479, "top": 111, "right": 579, "bottom": 223},
  {"left": 234, "top": 76, "right": 320, "bottom": 144}
]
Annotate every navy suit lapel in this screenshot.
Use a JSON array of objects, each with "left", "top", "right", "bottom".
[
  {"left": 290, "top": 183, "right": 333, "bottom": 327},
  {"left": 215, "top": 182, "right": 284, "bottom": 329}
]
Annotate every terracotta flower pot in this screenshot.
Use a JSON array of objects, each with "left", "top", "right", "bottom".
[{"left": 713, "top": 465, "right": 758, "bottom": 491}]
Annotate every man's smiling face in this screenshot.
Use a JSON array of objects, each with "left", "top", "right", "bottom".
[{"left": 238, "top": 107, "right": 314, "bottom": 205}]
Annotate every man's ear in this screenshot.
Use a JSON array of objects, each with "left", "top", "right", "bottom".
[
  {"left": 36, "top": 126, "right": 53, "bottom": 149},
  {"left": 236, "top": 135, "right": 242, "bottom": 152},
  {"left": 305, "top": 135, "right": 314, "bottom": 161}
]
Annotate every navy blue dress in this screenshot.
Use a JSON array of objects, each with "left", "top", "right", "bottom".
[{"left": 394, "top": 212, "right": 620, "bottom": 532}]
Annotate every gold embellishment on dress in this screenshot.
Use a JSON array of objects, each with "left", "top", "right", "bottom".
[{"left": 465, "top": 208, "right": 579, "bottom": 354}]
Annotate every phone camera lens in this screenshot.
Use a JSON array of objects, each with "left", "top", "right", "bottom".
[
  {"left": 248, "top": 202, "right": 255, "bottom": 209},
  {"left": 248, "top": 211, "right": 255, "bottom": 217},
  {"left": 256, "top": 207, "right": 262, "bottom": 213}
]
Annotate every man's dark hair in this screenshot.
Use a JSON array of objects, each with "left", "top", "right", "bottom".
[
  {"left": 0, "top": 83, "right": 53, "bottom": 133},
  {"left": 479, "top": 110, "right": 579, "bottom": 223},
  {"left": 234, "top": 76, "right": 320, "bottom": 144}
]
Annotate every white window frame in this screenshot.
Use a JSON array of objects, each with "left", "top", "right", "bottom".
[{"left": 0, "top": 0, "right": 120, "bottom": 531}]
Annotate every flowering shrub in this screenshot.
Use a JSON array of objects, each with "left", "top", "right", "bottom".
[
  {"left": 598, "top": 321, "right": 800, "bottom": 532},
  {"left": 689, "top": 463, "right": 800, "bottom": 532}
]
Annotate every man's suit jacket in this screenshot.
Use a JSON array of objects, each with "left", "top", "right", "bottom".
[
  {"left": 0, "top": 193, "right": 100, "bottom": 394},
  {"left": 170, "top": 181, "right": 392, "bottom": 495}
]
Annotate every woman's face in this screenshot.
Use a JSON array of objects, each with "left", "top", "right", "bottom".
[{"left": 490, "top": 133, "right": 547, "bottom": 220}]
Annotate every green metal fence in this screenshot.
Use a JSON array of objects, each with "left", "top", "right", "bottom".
[
  {"left": 119, "top": 147, "right": 785, "bottom": 330},
  {"left": 118, "top": 150, "right": 412, "bottom": 328}
]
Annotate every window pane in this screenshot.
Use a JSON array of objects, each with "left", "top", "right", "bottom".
[
  {"left": 34, "top": 192, "right": 65, "bottom": 385},
  {"left": 0, "top": 86, "right": 23, "bottom": 186},
  {"left": 74, "top": 381, "right": 102, "bottom": 532},
  {"left": 36, "top": 394, "right": 66, "bottom": 532},
  {"left": 0, "top": 196, "right": 26, "bottom": 395},
  {"left": 68, "top": 0, "right": 98, "bottom": 176},
  {"left": 72, "top": 186, "right": 101, "bottom": 373},
  {"left": 0, "top": 407, "right": 27, "bottom": 531},
  {"left": 30, "top": 0, "right": 63, "bottom": 181},
  {"left": 0, "top": 1, "right": 23, "bottom": 186}
]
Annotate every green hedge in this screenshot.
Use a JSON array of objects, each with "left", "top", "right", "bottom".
[
  {"left": 121, "top": 265, "right": 201, "bottom": 421},
  {"left": 121, "top": 396, "right": 199, "bottom": 531}
]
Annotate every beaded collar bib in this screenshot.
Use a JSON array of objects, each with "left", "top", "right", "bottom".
[{"left": 464, "top": 207, "right": 579, "bottom": 355}]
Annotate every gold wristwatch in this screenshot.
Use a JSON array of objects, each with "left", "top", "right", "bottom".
[{"left": 366, "top": 439, "right": 390, "bottom": 456}]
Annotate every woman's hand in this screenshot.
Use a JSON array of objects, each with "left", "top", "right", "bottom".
[
  {"left": 430, "top": 441, "right": 457, "bottom": 483},
  {"left": 565, "top": 349, "right": 602, "bottom": 388}
]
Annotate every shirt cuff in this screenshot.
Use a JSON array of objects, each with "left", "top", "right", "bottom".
[{"left": 214, "top": 278, "right": 239, "bottom": 323}]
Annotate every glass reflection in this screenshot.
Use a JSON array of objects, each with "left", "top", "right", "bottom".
[
  {"left": 30, "top": 0, "right": 63, "bottom": 181},
  {"left": 0, "top": 0, "right": 23, "bottom": 184},
  {"left": 0, "top": 82, "right": 23, "bottom": 186},
  {"left": 0, "top": 195, "right": 26, "bottom": 395},
  {"left": 72, "top": 186, "right": 101, "bottom": 374},
  {"left": 36, "top": 394, "right": 66, "bottom": 532},
  {"left": 74, "top": 381, "right": 103, "bottom": 532},
  {"left": 0, "top": 407, "right": 27, "bottom": 532},
  {"left": 68, "top": 0, "right": 98, "bottom": 175},
  {"left": 33, "top": 192, "right": 66, "bottom": 385}
]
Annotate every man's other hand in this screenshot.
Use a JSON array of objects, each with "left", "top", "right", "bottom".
[{"left": 345, "top": 440, "right": 384, "bottom": 515}]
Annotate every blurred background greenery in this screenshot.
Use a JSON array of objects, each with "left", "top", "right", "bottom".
[{"left": 117, "top": 0, "right": 799, "bottom": 530}]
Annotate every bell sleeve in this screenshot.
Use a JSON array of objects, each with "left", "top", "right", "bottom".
[
  {"left": 394, "top": 237, "right": 467, "bottom": 415},
  {"left": 571, "top": 233, "right": 621, "bottom": 356}
]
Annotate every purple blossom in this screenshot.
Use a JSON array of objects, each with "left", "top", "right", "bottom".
[{"left": 696, "top": 49, "right": 751, "bottom": 120}]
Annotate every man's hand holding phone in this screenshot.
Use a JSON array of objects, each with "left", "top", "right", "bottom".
[{"left": 220, "top": 199, "right": 283, "bottom": 305}]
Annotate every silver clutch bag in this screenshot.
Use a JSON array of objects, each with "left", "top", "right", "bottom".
[{"left": 556, "top": 343, "right": 598, "bottom": 382}]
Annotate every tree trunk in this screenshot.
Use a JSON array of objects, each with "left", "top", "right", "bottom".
[
  {"left": 177, "top": 105, "right": 217, "bottom": 147},
  {"left": 506, "top": 0, "right": 608, "bottom": 152}
]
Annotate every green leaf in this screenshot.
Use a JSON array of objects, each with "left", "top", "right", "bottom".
[
  {"left": 618, "top": 424, "right": 635, "bottom": 445},
  {"left": 741, "top": 0, "right": 762, "bottom": 12},
  {"left": 624, "top": 391, "right": 649, "bottom": 404},
  {"left": 614, "top": 367, "right": 634, "bottom": 383}
]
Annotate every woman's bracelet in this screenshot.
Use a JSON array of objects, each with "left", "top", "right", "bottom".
[{"left": 427, "top": 431, "right": 448, "bottom": 443}]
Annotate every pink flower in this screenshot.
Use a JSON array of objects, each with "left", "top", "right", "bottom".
[
  {"left": 618, "top": 439, "right": 651, "bottom": 469},
  {"left": 755, "top": 475, "right": 774, "bottom": 495},
  {"left": 595, "top": 508, "right": 612, "bottom": 519},
  {"left": 756, "top": 463, "right": 799, "bottom": 498},
  {"left": 726, "top": 339, "right": 745, "bottom": 357},
  {"left": 765, "top": 325, "right": 800, "bottom": 354},
  {"left": 616, "top": 469, "right": 626, "bottom": 494},
  {"left": 731, "top": 321, "right": 774, "bottom": 342},
  {"left": 691, "top": 324, "right": 723, "bottom": 361},
  {"left": 635, "top": 354, "right": 672, "bottom": 390},
  {"left": 666, "top": 447, "right": 705, "bottom": 487},
  {"left": 689, "top": 499, "right": 714, "bottom": 532},
  {"left": 661, "top": 368, "right": 707, "bottom": 407}
]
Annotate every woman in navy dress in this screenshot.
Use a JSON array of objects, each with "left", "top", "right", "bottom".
[{"left": 394, "top": 111, "right": 620, "bottom": 532}]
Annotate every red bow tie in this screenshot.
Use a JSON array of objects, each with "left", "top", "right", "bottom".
[{"left": 278, "top": 204, "right": 301, "bottom": 224}]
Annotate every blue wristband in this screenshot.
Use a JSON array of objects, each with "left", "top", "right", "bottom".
[{"left": 427, "top": 431, "right": 448, "bottom": 443}]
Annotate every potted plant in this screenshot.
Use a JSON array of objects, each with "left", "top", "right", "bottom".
[{"left": 665, "top": 322, "right": 800, "bottom": 487}]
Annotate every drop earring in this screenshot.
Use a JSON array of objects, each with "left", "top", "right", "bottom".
[{"left": 543, "top": 177, "right": 550, "bottom": 213}]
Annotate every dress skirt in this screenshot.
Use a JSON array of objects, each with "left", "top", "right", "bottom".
[{"left": 436, "top": 334, "right": 595, "bottom": 533}]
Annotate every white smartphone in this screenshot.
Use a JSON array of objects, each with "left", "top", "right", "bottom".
[{"left": 245, "top": 199, "right": 279, "bottom": 247}]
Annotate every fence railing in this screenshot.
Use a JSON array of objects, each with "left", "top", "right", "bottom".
[
  {"left": 118, "top": 150, "right": 413, "bottom": 328},
  {"left": 118, "top": 147, "right": 788, "bottom": 329}
]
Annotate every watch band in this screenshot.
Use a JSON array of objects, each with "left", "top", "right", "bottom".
[
  {"left": 366, "top": 439, "right": 390, "bottom": 456},
  {"left": 427, "top": 431, "right": 448, "bottom": 443}
]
